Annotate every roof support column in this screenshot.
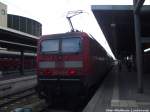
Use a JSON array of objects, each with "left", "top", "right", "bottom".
[
  {"left": 111, "top": 23, "right": 117, "bottom": 57},
  {"left": 20, "top": 51, "right": 24, "bottom": 75},
  {"left": 133, "top": 0, "right": 144, "bottom": 93},
  {"left": 134, "top": 0, "right": 145, "bottom": 13},
  {"left": 111, "top": 15, "right": 118, "bottom": 57}
]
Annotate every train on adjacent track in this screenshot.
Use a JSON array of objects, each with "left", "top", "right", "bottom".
[
  {"left": 36, "top": 31, "right": 113, "bottom": 102},
  {"left": 0, "top": 50, "right": 36, "bottom": 74}
]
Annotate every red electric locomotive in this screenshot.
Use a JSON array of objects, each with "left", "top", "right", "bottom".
[{"left": 36, "top": 31, "right": 113, "bottom": 102}]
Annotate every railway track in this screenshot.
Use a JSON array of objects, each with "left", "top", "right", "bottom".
[
  {"left": 3, "top": 94, "right": 85, "bottom": 112},
  {"left": 0, "top": 88, "right": 36, "bottom": 111},
  {"left": 40, "top": 96, "right": 86, "bottom": 112},
  {"left": 0, "top": 77, "right": 88, "bottom": 112},
  {"left": 0, "top": 75, "right": 37, "bottom": 98},
  {"left": 0, "top": 92, "right": 90, "bottom": 112}
]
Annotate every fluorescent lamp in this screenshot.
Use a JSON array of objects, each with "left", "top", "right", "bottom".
[{"left": 144, "top": 48, "right": 150, "bottom": 52}]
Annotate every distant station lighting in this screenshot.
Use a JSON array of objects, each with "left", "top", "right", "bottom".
[
  {"left": 110, "top": 23, "right": 116, "bottom": 28},
  {"left": 144, "top": 48, "right": 150, "bottom": 53},
  {"left": 0, "top": 47, "right": 7, "bottom": 50}
]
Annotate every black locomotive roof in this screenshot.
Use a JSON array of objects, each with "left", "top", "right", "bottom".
[{"left": 40, "top": 32, "right": 87, "bottom": 39}]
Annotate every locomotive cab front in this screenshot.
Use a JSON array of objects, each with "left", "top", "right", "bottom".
[{"left": 36, "top": 32, "right": 91, "bottom": 98}]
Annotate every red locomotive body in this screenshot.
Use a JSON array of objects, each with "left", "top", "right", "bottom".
[{"left": 36, "top": 32, "right": 112, "bottom": 100}]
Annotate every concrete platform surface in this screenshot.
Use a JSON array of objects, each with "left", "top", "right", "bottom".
[{"left": 83, "top": 65, "right": 150, "bottom": 112}]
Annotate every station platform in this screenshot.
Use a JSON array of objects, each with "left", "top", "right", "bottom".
[
  {"left": 0, "top": 71, "right": 37, "bottom": 98},
  {"left": 0, "top": 69, "right": 36, "bottom": 81},
  {"left": 83, "top": 65, "right": 150, "bottom": 112}
]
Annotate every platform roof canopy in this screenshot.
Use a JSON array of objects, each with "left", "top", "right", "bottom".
[
  {"left": 92, "top": 5, "right": 150, "bottom": 58},
  {"left": 0, "top": 26, "right": 38, "bottom": 52}
]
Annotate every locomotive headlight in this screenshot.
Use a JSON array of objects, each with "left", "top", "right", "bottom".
[
  {"left": 68, "top": 69, "right": 77, "bottom": 75},
  {"left": 43, "top": 69, "right": 53, "bottom": 75}
]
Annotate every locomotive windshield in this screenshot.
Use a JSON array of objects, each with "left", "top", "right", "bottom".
[
  {"left": 41, "top": 39, "right": 59, "bottom": 53},
  {"left": 62, "top": 38, "right": 81, "bottom": 53},
  {"left": 41, "top": 37, "right": 81, "bottom": 54}
]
